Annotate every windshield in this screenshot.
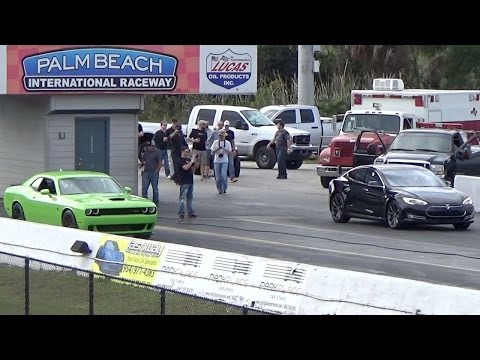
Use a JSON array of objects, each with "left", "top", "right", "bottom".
[
  {"left": 59, "top": 177, "right": 124, "bottom": 195},
  {"left": 390, "top": 132, "right": 452, "bottom": 153},
  {"left": 261, "top": 109, "right": 278, "bottom": 119},
  {"left": 342, "top": 114, "right": 400, "bottom": 134},
  {"left": 382, "top": 168, "right": 446, "bottom": 187},
  {"left": 240, "top": 110, "right": 275, "bottom": 127}
]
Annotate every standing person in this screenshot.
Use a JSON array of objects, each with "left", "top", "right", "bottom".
[
  {"left": 153, "top": 121, "right": 171, "bottom": 178},
  {"left": 189, "top": 120, "right": 209, "bottom": 181},
  {"left": 207, "top": 120, "right": 224, "bottom": 177},
  {"left": 137, "top": 122, "right": 145, "bottom": 162},
  {"left": 223, "top": 120, "right": 238, "bottom": 183},
  {"left": 177, "top": 147, "right": 198, "bottom": 222},
  {"left": 140, "top": 141, "right": 162, "bottom": 205},
  {"left": 204, "top": 121, "right": 214, "bottom": 177},
  {"left": 267, "top": 119, "right": 292, "bottom": 180},
  {"left": 211, "top": 129, "right": 232, "bottom": 194},
  {"left": 165, "top": 120, "right": 186, "bottom": 184}
]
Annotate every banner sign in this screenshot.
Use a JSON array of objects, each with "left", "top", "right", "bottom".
[{"left": 4, "top": 45, "right": 257, "bottom": 95}]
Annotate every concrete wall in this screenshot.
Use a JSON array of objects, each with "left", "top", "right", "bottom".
[
  {"left": 45, "top": 113, "right": 138, "bottom": 194},
  {"left": 0, "top": 95, "right": 50, "bottom": 194},
  {"left": 48, "top": 95, "right": 142, "bottom": 194}
]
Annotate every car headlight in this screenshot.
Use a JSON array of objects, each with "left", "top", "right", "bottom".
[
  {"left": 430, "top": 164, "right": 444, "bottom": 175},
  {"left": 402, "top": 197, "right": 428, "bottom": 206},
  {"left": 85, "top": 209, "right": 92, "bottom": 216},
  {"left": 148, "top": 207, "right": 156, "bottom": 214},
  {"left": 85, "top": 209, "right": 100, "bottom": 216},
  {"left": 374, "top": 157, "right": 385, "bottom": 164},
  {"left": 319, "top": 156, "right": 330, "bottom": 163},
  {"left": 463, "top": 197, "right": 473, "bottom": 205},
  {"left": 142, "top": 207, "right": 149, "bottom": 214}
]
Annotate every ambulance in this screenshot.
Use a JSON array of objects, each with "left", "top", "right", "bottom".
[{"left": 317, "top": 78, "right": 480, "bottom": 187}]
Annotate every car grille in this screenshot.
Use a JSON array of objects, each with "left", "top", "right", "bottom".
[
  {"left": 94, "top": 224, "right": 152, "bottom": 232},
  {"left": 426, "top": 205, "right": 465, "bottom": 218},
  {"left": 293, "top": 135, "right": 310, "bottom": 146},
  {"left": 99, "top": 208, "right": 153, "bottom": 215},
  {"left": 385, "top": 159, "right": 430, "bottom": 169},
  {"left": 332, "top": 142, "right": 354, "bottom": 157}
]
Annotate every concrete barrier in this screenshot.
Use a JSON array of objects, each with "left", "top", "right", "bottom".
[
  {"left": 455, "top": 175, "right": 480, "bottom": 212},
  {"left": 2, "top": 217, "right": 480, "bottom": 314}
]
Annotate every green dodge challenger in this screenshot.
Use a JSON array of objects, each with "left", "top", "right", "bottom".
[{"left": 3, "top": 171, "right": 157, "bottom": 239}]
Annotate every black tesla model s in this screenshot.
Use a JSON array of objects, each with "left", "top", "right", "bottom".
[{"left": 328, "top": 164, "right": 474, "bottom": 230}]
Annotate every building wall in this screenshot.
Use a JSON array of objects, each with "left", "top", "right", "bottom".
[
  {"left": 47, "top": 94, "right": 141, "bottom": 194},
  {"left": 0, "top": 95, "right": 50, "bottom": 194},
  {"left": 46, "top": 112, "right": 138, "bottom": 193}
]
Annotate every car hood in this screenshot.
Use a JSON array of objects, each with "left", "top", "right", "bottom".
[
  {"left": 250, "top": 125, "right": 309, "bottom": 136},
  {"left": 395, "top": 187, "right": 466, "bottom": 205},
  {"left": 384, "top": 151, "right": 450, "bottom": 163},
  {"left": 64, "top": 193, "right": 155, "bottom": 207}
]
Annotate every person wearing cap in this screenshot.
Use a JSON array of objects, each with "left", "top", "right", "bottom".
[
  {"left": 223, "top": 120, "right": 238, "bottom": 183},
  {"left": 211, "top": 129, "right": 232, "bottom": 194},
  {"left": 267, "top": 119, "right": 291, "bottom": 180},
  {"left": 207, "top": 120, "right": 224, "bottom": 177},
  {"left": 140, "top": 141, "right": 163, "bottom": 205},
  {"left": 176, "top": 146, "right": 198, "bottom": 222},
  {"left": 189, "top": 120, "right": 209, "bottom": 181},
  {"left": 153, "top": 121, "right": 171, "bottom": 179}
]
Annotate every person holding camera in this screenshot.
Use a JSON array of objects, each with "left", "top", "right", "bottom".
[
  {"left": 188, "top": 120, "right": 209, "bottom": 182},
  {"left": 176, "top": 147, "right": 198, "bottom": 222},
  {"left": 165, "top": 120, "right": 187, "bottom": 184},
  {"left": 211, "top": 129, "right": 232, "bottom": 194}
]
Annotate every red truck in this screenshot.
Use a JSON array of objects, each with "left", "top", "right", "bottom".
[{"left": 317, "top": 78, "right": 480, "bottom": 188}]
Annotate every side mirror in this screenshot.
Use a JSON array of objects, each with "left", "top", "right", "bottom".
[
  {"left": 235, "top": 120, "right": 248, "bottom": 130},
  {"left": 40, "top": 189, "right": 50, "bottom": 195},
  {"left": 124, "top": 186, "right": 132, "bottom": 194}
]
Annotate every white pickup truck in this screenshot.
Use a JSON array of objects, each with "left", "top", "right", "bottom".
[
  {"left": 185, "top": 105, "right": 316, "bottom": 169},
  {"left": 260, "top": 104, "right": 341, "bottom": 150}
]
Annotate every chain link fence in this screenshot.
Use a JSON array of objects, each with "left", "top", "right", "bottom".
[{"left": 0, "top": 251, "right": 275, "bottom": 315}]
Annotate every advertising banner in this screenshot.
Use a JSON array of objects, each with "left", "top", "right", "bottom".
[
  {"left": 199, "top": 45, "right": 257, "bottom": 94},
  {"left": 0, "top": 45, "right": 6, "bottom": 94},
  {"left": 92, "top": 235, "right": 165, "bottom": 284},
  {"left": 6, "top": 45, "right": 200, "bottom": 94},
  {"left": 5, "top": 45, "right": 257, "bottom": 95}
]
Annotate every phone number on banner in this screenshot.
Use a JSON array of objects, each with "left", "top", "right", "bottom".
[{"left": 122, "top": 265, "right": 156, "bottom": 278}]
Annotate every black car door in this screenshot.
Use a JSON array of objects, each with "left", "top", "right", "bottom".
[
  {"left": 345, "top": 167, "right": 368, "bottom": 215},
  {"left": 455, "top": 133, "right": 480, "bottom": 177},
  {"left": 363, "top": 169, "right": 386, "bottom": 218}
]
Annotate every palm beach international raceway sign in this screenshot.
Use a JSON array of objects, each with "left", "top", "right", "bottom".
[{"left": 0, "top": 45, "right": 257, "bottom": 95}]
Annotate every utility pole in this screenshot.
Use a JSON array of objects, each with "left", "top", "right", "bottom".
[{"left": 297, "top": 45, "right": 314, "bottom": 105}]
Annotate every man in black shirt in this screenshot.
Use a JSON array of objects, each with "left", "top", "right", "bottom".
[
  {"left": 189, "top": 120, "right": 209, "bottom": 181},
  {"left": 176, "top": 147, "right": 198, "bottom": 222},
  {"left": 164, "top": 119, "right": 187, "bottom": 184},
  {"left": 153, "top": 121, "right": 171, "bottom": 178}
]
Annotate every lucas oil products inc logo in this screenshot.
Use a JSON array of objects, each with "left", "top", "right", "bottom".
[
  {"left": 22, "top": 47, "right": 178, "bottom": 92},
  {"left": 206, "top": 49, "right": 251, "bottom": 90}
]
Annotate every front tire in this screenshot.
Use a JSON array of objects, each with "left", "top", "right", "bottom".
[
  {"left": 386, "top": 200, "right": 403, "bottom": 229},
  {"left": 286, "top": 160, "right": 303, "bottom": 170},
  {"left": 330, "top": 193, "right": 350, "bottom": 223},
  {"left": 321, "top": 176, "right": 333, "bottom": 189},
  {"left": 453, "top": 223, "right": 471, "bottom": 231},
  {"left": 62, "top": 210, "right": 78, "bottom": 228},
  {"left": 255, "top": 146, "right": 276, "bottom": 169},
  {"left": 12, "top": 202, "right": 25, "bottom": 220}
]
